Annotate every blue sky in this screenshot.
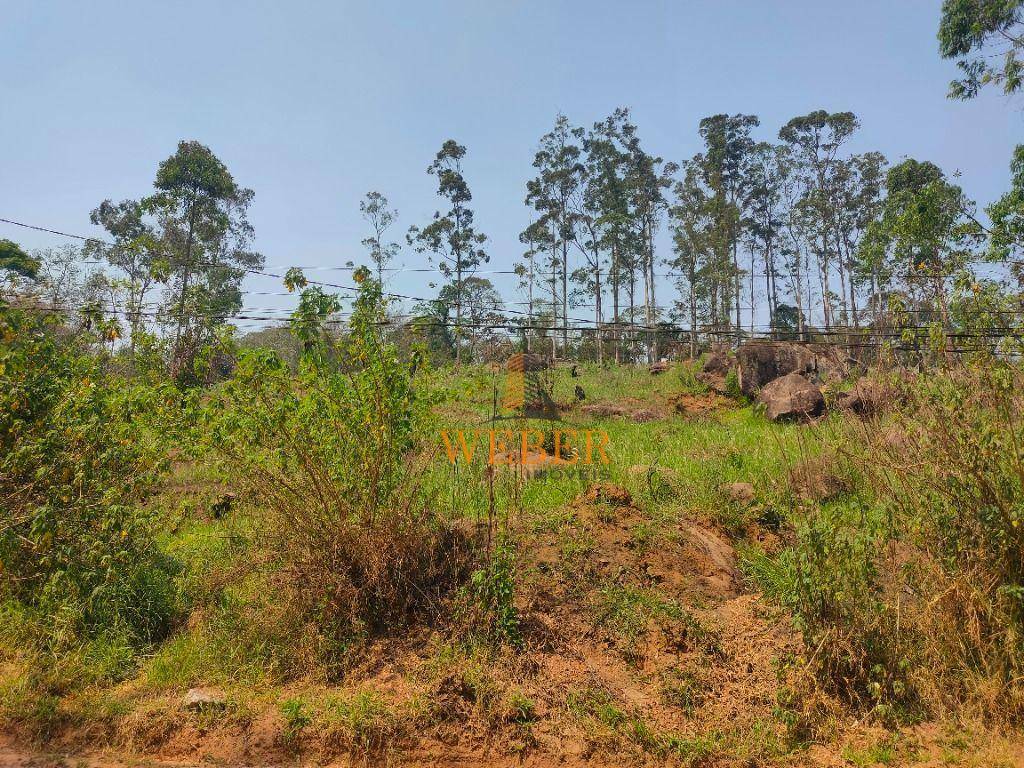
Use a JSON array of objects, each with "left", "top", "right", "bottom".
[{"left": 2, "top": 0, "right": 1020, "bottom": 324}]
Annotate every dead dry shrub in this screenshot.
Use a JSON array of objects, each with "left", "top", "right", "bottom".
[
  {"left": 788, "top": 454, "right": 852, "bottom": 503},
  {"left": 835, "top": 361, "right": 1024, "bottom": 723}
]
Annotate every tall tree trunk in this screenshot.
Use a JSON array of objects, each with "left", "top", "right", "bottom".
[
  {"left": 844, "top": 238, "right": 859, "bottom": 330},
  {"left": 628, "top": 274, "right": 636, "bottom": 362},
  {"left": 835, "top": 231, "right": 849, "bottom": 328},
  {"left": 732, "top": 238, "right": 741, "bottom": 346},
  {"left": 817, "top": 240, "right": 832, "bottom": 332},
  {"left": 173, "top": 194, "right": 199, "bottom": 362},
  {"left": 689, "top": 258, "right": 698, "bottom": 359},
  {"left": 526, "top": 250, "right": 534, "bottom": 354},
  {"left": 646, "top": 222, "right": 656, "bottom": 363},
  {"left": 455, "top": 257, "right": 462, "bottom": 365},
  {"left": 595, "top": 263, "right": 603, "bottom": 364},
  {"left": 612, "top": 243, "right": 621, "bottom": 364},
  {"left": 550, "top": 242, "right": 558, "bottom": 363},
  {"left": 561, "top": 238, "right": 568, "bottom": 357}
]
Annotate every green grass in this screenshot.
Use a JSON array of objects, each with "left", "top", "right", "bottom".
[
  {"left": 421, "top": 363, "right": 814, "bottom": 539},
  {"left": 566, "top": 687, "right": 724, "bottom": 763},
  {"left": 0, "top": 361, "right": 830, "bottom": 762}
]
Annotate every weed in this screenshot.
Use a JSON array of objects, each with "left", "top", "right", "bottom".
[
  {"left": 842, "top": 735, "right": 898, "bottom": 766},
  {"left": 320, "top": 690, "right": 400, "bottom": 753},
  {"left": 737, "top": 544, "right": 797, "bottom": 605},
  {"left": 465, "top": 542, "right": 521, "bottom": 646},
  {"left": 566, "top": 688, "right": 722, "bottom": 763},
  {"left": 628, "top": 521, "right": 657, "bottom": 553},
  {"left": 279, "top": 698, "right": 310, "bottom": 751},
  {"left": 661, "top": 668, "right": 706, "bottom": 714},
  {"left": 200, "top": 275, "right": 477, "bottom": 657},
  {"left": 724, "top": 368, "right": 743, "bottom": 400}
]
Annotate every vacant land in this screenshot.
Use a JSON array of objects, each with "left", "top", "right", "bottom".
[{"left": 5, "top": 317, "right": 1024, "bottom": 767}]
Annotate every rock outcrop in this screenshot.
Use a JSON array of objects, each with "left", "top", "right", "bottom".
[
  {"left": 759, "top": 372, "right": 825, "bottom": 422},
  {"left": 736, "top": 342, "right": 818, "bottom": 396}
]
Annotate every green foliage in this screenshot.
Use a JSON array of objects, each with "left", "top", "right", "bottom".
[
  {"left": 408, "top": 139, "right": 489, "bottom": 362},
  {"left": 137, "top": 139, "right": 264, "bottom": 383},
  {"left": 786, "top": 500, "right": 911, "bottom": 713},
  {"left": 0, "top": 239, "right": 40, "bottom": 280},
  {"left": 567, "top": 687, "right": 723, "bottom": 762},
  {"left": 0, "top": 303, "right": 176, "bottom": 645},
  {"left": 200, "top": 272, "right": 471, "bottom": 656},
  {"left": 466, "top": 542, "right": 521, "bottom": 647},
  {"left": 280, "top": 698, "right": 310, "bottom": 750},
  {"left": 319, "top": 690, "right": 400, "bottom": 753},
  {"left": 737, "top": 544, "right": 797, "bottom": 605},
  {"left": 939, "top": 0, "right": 1024, "bottom": 99},
  {"left": 987, "top": 144, "right": 1024, "bottom": 262}
]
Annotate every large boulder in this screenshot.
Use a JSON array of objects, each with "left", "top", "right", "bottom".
[
  {"left": 759, "top": 373, "right": 825, "bottom": 422},
  {"left": 702, "top": 351, "right": 732, "bottom": 376},
  {"left": 697, "top": 351, "right": 735, "bottom": 395},
  {"left": 736, "top": 342, "right": 818, "bottom": 396}
]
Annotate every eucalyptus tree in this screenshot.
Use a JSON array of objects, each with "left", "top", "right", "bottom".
[
  {"left": 939, "top": 0, "right": 1024, "bottom": 99},
  {"left": 622, "top": 119, "right": 677, "bottom": 360},
  {"left": 359, "top": 191, "right": 400, "bottom": 287},
  {"left": 436, "top": 276, "right": 505, "bottom": 361},
  {"left": 581, "top": 109, "right": 638, "bottom": 362},
  {"left": 860, "top": 159, "right": 981, "bottom": 343},
  {"left": 669, "top": 159, "right": 716, "bottom": 356},
  {"left": 87, "top": 198, "right": 162, "bottom": 348},
  {"left": 516, "top": 218, "right": 553, "bottom": 355},
  {"left": 567, "top": 163, "right": 607, "bottom": 363},
  {"left": 140, "top": 140, "right": 263, "bottom": 381},
  {"left": 697, "top": 114, "right": 758, "bottom": 342},
  {"left": 744, "top": 142, "right": 790, "bottom": 334},
  {"left": 779, "top": 110, "right": 860, "bottom": 329},
  {"left": 833, "top": 152, "right": 888, "bottom": 328},
  {"left": 525, "top": 115, "right": 585, "bottom": 357},
  {"left": 778, "top": 166, "right": 816, "bottom": 340},
  {"left": 408, "top": 139, "right": 488, "bottom": 363}
]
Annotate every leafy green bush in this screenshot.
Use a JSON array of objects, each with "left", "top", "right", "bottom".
[
  {"left": 465, "top": 541, "right": 521, "bottom": 646},
  {"left": 724, "top": 368, "right": 743, "bottom": 400},
  {"left": 0, "top": 302, "right": 175, "bottom": 646},
  {"left": 201, "top": 273, "right": 476, "bottom": 660},
  {"left": 788, "top": 500, "right": 912, "bottom": 715}
]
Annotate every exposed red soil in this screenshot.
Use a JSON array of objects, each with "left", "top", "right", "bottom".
[
  {"left": 11, "top": 478, "right": 1014, "bottom": 767},
  {"left": 666, "top": 392, "right": 729, "bottom": 419},
  {"left": 578, "top": 397, "right": 670, "bottom": 423}
]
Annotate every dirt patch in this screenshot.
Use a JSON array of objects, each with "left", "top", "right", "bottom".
[
  {"left": 579, "top": 398, "right": 667, "bottom": 423},
  {"left": 667, "top": 392, "right": 727, "bottom": 419},
  {"left": 575, "top": 482, "right": 633, "bottom": 508}
]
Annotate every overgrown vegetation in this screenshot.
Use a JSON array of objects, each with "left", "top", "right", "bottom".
[{"left": 5, "top": 4, "right": 1024, "bottom": 763}]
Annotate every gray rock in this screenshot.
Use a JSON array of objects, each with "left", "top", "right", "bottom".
[
  {"left": 736, "top": 342, "right": 818, "bottom": 396},
  {"left": 759, "top": 372, "right": 825, "bottom": 422},
  {"left": 183, "top": 687, "right": 227, "bottom": 712}
]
